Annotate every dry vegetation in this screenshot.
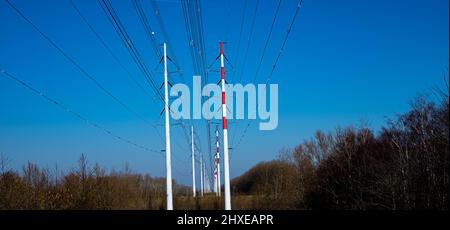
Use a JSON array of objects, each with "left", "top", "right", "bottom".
[
  {"left": 0, "top": 154, "right": 189, "bottom": 210},
  {"left": 231, "top": 93, "right": 449, "bottom": 210},
  {"left": 0, "top": 92, "right": 448, "bottom": 210}
]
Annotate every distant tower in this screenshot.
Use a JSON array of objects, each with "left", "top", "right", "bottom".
[
  {"left": 191, "top": 126, "right": 196, "bottom": 197},
  {"left": 214, "top": 125, "right": 221, "bottom": 196}
]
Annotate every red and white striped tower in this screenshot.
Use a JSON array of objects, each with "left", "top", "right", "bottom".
[
  {"left": 220, "top": 41, "right": 231, "bottom": 210},
  {"left": 215, "top": 124, "right": 221, "bottom": 197},
  {"left": 213, "top": 125, "right": 219, "bottom": 195},
  {"left": 213, "top": 162, "right": 217, "bottom": 195},
  {"left": 213, "top": 148, "right": 217, "bottom": 195}
]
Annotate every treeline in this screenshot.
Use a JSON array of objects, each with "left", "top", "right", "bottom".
[
  {"left": 231, "top": 94, "right": 449, "bottom": 210},
  {"left": 0, "top": 154, "right": 191, "bottom": 209}
]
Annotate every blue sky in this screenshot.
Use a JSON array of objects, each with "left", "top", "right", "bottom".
[{"left": 0, "top": 0, "right": 448, "bottom": 185}]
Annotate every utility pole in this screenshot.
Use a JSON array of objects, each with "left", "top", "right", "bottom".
[
  {"left": 207, "top": 120, "right": 213, "bottom": 191},
  {"left": 204, "top": 164, "right": 211, "bottom": 193},
  {"left": 191, "top": 126, "right": 196, "bottom": 197},
  {"left": 200, "top": 155, "right": 204, "bottom": 197},
  {"left": 163, "top": 43, "right": 173, "bottom": 210},
  {"left": 220, "top": 41, "right": 231, "bottom": 210},
  {"left": 216, "top": 124, "right": 221, "bottom": 196},
  {"left": 213, "top": 162, "right": 217, "bottom": 195}
]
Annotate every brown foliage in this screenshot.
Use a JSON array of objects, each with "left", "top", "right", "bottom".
[
  {"left": 231, "top": 160, "right": 298, "bottom": 209},
  {"left": 0, "top": 154, "right": 181, "bottom": 210},
  {"left": 230, "top": 95, "right": 448, "bottom": 210}
]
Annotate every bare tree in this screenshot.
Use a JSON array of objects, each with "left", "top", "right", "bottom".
[{"left": 0, "top": 153, "right": 11, "bottom": 177}]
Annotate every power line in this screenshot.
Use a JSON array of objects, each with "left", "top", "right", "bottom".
[
  {"left": 98, "top": 0, "right": 160, "bottom": 97},
  {"left": 229, "top": 0, "right": 248, "bottom": 83},
  {"left": 147, "top": 0, "right": 199, "bottom": 155},
  {"left": 69, "top": 0, "right": 155, "bottom": 102},
  {"left": 266, "top": 0, "right": 304, "bottom": 82},
  {"left": 100, "top": 0, "right": 195, "bottom": 180},
  {"left": 232, "top": 0, "right": 282, "bottom": 147},
  {"left": 0, "top": 69, "right": 189, "bottom": 178},
  {"left": 134, "top": 0, "right": 191, "bottom": 144},
  {"left": 250, "top": 0, "right": 282, "bottom": 84},
  {"left": 233, "top": 0, "right": 304, "bottom": 152},
  {"left": 181, "top": 0, "right": 208, "bottom": 79},
  {"left": 133, "top": 0, "right": 197, "bottom": 166},
  {"left": 132, "top": 0, "right": 163, "bottom": 59},
  {"left": 181, "top": 0, "right": 214, "bottom": 181},
  {"left": 150, "top": 0, "right": 184, "bottom": 75},
  {"left": 0, "top": 66, "right": 185, "bottom": 178},
  {"left": 4, "top": 0, "right": 153, "bottom": 126},
  {"left": 8, "top": 0, "right": 192, "bottom": 171},
  {"left": 230, "top": 0, "right": 260, "bottom": 147},
  {"left": 231, "top": 0, "right": 255, "bottom": 147},
  {"left": 236, "top": 0, "right": 260, "bottom": 84},
  {"left": 99, "top": 0, "right": 189, "bottom": 118},
  {"left": 0, "top": 69, "right": 161, "bottom": 155},
  {"left": 222, "top": 0, "right": 233, "bottom": 43},
  {"left": 98, "top": 0, "right": 170, "bottom": 110},
  {"left": 197, "top": 0, "right": 214, "bottom": 184}
]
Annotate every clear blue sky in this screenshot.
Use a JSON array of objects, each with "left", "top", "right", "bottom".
[{"left": 0, "top": 0, "right": 448, "bottom": 185}]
